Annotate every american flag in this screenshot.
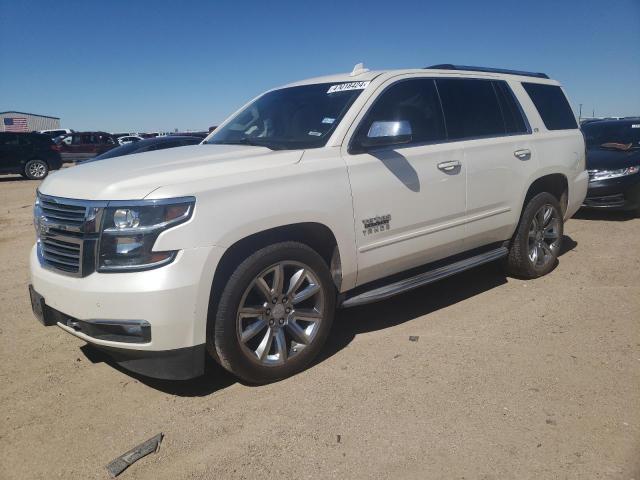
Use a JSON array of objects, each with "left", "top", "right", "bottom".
[{"left": 3, "top": 117, "right": 28, "bottom": 132}]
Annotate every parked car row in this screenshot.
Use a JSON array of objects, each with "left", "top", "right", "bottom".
[
  {"left": 82, "top": 135, "right": 203, "bottom": 162},
  {"left": 0, "top": 130, "right": 207, "bottom": 178},
  {"left": 52, "top": 131, "right": 207, "bottom": 163}
]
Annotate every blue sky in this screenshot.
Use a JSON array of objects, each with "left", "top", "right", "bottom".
[{"left": 1, "top": 0, "right": 638, "bottom": 132}]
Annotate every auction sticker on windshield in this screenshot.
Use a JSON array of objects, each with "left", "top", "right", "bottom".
[{"left": 327, "top": 81, "right": 370, "bottom": 93}]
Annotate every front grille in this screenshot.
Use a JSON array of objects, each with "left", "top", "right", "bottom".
[
  {"left": 36, "top": 194, "right": 105, "bottom": 277},
  {"left": 40, "top": 237, "right": 82, "bottom": 273},
  {"left": 40, "top": 196, "right": 86, "bottom": 229}
]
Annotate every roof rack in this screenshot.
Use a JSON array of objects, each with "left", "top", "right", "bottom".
[{"left": 425, "top": 64, "right": 549, "bottom": 79}]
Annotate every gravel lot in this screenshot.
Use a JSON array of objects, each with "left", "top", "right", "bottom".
[{"left": 1, "top": 175, "right": 638, "bottom": 479}]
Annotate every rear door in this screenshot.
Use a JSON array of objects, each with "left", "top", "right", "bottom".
[{"left": 435, "top": 78, "right": 536, "bottom": 249}]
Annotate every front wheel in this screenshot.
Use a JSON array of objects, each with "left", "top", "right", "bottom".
[
  {"left": 210, "top": 242, "right": 336, "bottom": 384},
  {"left": 505, "top": 192, "right": 564, "bottom": 279}
]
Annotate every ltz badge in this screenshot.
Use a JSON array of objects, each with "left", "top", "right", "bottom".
[{"left": 362, "top": 214, "right": 391, "bottom": 236}]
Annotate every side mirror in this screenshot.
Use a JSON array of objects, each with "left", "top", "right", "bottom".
[{"left": 359, "top": 120, "right": 412, "bottom": 149}]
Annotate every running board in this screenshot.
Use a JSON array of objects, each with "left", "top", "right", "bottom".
[{"left": 340, "top": 246, "right": 508, "bottom": 308}]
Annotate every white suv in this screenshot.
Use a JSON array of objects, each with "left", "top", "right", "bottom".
[{"left": 29, "top": 64, "right": 588, "bottom": 383}]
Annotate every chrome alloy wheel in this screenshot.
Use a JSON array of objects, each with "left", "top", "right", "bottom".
[
  {"left": 236, "top": 261, "right": 325, "bottom": 366},
  {"left": 528, "top": 204, "right": 561, "bottom": 267},
  {"left": 28, "top": 161, "right": 47, "bottom": 178}
]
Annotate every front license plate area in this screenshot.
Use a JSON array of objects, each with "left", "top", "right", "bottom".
[{"left": 28, "top": 285, "right": 56, "bottom": 326}]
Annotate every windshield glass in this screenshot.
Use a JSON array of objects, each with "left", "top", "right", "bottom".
[
  {"left": 205, "top": 82, "right": 368, "bottom": 150},
  {"left": 582, "top": 122, "right": 640, "bottom": 149}
]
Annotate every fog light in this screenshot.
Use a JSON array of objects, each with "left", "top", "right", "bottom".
[
  {"left": 113, "top": 208, "right": 140, "bottom": 229},
  {"left": 88, "top": 320, "right": 151, "bottom": 343}
]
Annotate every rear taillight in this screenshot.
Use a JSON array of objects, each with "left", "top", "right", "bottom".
[{"left": 51, "top": 144, "right": 61, "bottom": 151}]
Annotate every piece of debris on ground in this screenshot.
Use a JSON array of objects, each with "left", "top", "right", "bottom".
[
  {"left": 105, "top": 433, "right": 163, "bottom": 478},
  {"left": 409, "top": 336, "right": 419, "bottom": 342}
]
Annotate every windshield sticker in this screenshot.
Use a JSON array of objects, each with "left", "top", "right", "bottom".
[
  {"left": 322, "top": 117, "right": 335, "bottom": 124},
  {"left": 632, "top": 124, "right": 640, "bottom": 128},
  {"left": 327, "top": 81, "right": 370, "bottom": 94},
  {"left": 308, "top": 131, "right": 322, "bottom": 136}
]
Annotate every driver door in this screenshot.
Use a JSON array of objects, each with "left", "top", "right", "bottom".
[{"left": 342, "top": 77, "right": 467, "bottom": 286}]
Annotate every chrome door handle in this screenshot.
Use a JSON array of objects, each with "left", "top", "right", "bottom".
[
  {"left": 514, "top": 149, "right": 531, "bottom": 161},
  {"left": 437, "top": 160, "right": 461, "bottom": 172}
]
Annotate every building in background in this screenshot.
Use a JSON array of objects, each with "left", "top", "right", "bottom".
[{"left": 0, "top": 111, "right": 60, "bottom": 132}]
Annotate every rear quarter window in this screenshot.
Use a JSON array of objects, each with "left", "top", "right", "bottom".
[{"left": 522, "top": 83, "right": 578, "bottom": 131}]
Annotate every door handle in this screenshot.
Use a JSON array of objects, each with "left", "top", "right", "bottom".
[
  {"left": 514, "top": 149, "right": 531, "bottom": 161},
  {"left": 437, "top": 160, "right": 461, "bottom": 172}
]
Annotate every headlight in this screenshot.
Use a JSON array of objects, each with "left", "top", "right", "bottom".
[
  {"left": 98, "top": 197, "right": 195, "bottom": 272},
  {"left": 588, "top": 165, "right": 640, "bottom": 182}
]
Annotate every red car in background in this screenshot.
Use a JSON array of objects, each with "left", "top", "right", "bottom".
[{"left": 54, "top": 131, "right": 118, "bottom": 163}]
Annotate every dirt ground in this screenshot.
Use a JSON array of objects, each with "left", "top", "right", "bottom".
[{"left": 0, "top": 175, "right": 638, "bottom": 480}]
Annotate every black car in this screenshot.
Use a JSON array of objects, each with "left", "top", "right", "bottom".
[
  {"left": 581, "top": 119, "right": 640, "bottom": 214},
  {"left": 83, "top": 135, "right": 203, "bottom": 162},
  {"left": 0, "top": 132, "right": 63, "bottom": 179}
]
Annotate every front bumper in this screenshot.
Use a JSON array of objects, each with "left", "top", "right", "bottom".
[
  {"left": 29, "top": 244, "right": 225, "bottom": 379},
  {"left": 583, "top": 173, "right": 640, "bottom": 210}
]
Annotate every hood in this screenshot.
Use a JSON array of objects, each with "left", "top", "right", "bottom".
[
  {"left": 39, "top": 144, "right": 303, "bottom": 200},
  {"left": 586, "top": 147, "right": 640, "bottom": 170}
]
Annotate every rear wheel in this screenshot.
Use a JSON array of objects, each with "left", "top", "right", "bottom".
[
  {"left": 24, "top": 159, "right": 49, "bottom": 180},
  {"left": 210, "top": 242, "right": 335, "bottom": 384},
  {"left": 506, "top": 192, "right": 563, "bottom": 278}
]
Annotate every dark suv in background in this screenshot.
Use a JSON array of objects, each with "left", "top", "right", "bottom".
[
  {"left": 0, "top": 132, "right": 62, "bottom": 179},
  {"left": 581, "top": 118, "right": 640, "bottom": 214},
  {"left": 54, "top": 131, "right": 119, "bottom": 163}
]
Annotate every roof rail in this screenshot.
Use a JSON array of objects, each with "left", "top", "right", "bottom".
[{"left": 425, "top": 64, "right": 549, "bottom": 79}]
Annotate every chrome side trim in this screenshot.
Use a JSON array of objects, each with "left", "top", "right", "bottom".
[{"left": 340, "top": 246, "right": 508, "bottom": 308}]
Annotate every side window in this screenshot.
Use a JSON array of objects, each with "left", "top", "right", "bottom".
[
  {"left": 354, "top": 78, "right": 446, "bottom": 147},
  {"left": 72, "top": 134, "right": 83, "bottom": 145},
  {"left": 522, "top": 83, "right": 578, "bottom": 130},
  {"left": 493, "top": 81, "right": 529, "bottom": 134},
  {"left": 18, "top": 135, "right": 32, "bottom": 146},
  {"left": 435, "top": 78, "right": 504, "bottom": 139}
]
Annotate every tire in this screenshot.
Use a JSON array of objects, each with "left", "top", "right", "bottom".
[
  {"left": 505, "top": 192, "right": 564, "bottom": 279},
  {"left": 24, "top": 159, "right": 49, "bottom": 180},
  {"left": 210, "top": 241, "right": 336, "bottom": 384}
]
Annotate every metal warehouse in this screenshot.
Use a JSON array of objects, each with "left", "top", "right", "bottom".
[{"left": 0, "top": 111, "right": 60, "bottom": 132}]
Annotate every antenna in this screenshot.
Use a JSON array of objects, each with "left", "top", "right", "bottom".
[{"left": 350, "top": 63, "right": 370, "bottom": 76}]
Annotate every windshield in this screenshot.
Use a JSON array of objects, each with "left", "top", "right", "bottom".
[
  {"left": 205, "top": 82, "right": 368, "bottom": 150},
  {"left": 582, "top": 122, "right": 640, "bottom": 150}
]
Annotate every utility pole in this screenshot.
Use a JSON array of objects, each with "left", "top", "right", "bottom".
[{"left": 578, "top": 104, "right": 583, "bottom": 122}]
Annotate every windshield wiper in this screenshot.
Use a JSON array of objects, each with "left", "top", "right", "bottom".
[{"left": 206, "top": 138, "right": 281, "bottom": 150}]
